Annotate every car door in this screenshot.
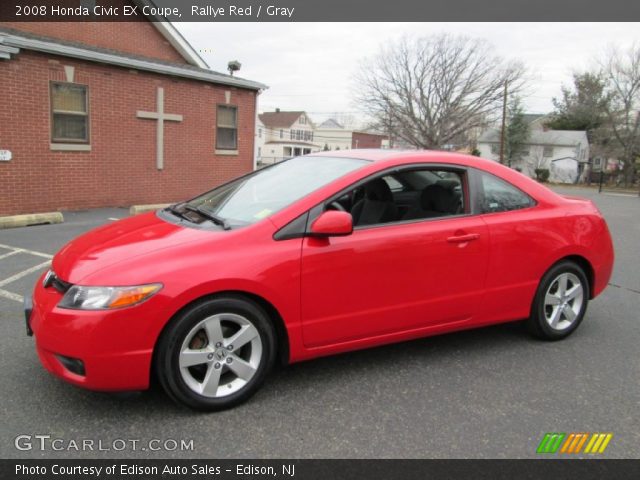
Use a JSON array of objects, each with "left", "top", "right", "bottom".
[
  {"left": 300, "top": 167, "right": 489, "bottom": 348},
  {"left": 472, "top": 168, "right": 546, "bottom": 323}
]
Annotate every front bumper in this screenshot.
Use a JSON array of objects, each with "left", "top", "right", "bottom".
[
  {"left": 24, "top": 294, "right": 33, "bottom": 336},
  {"left": 28, "top": 273, "right": 164, "bottom": 392}
]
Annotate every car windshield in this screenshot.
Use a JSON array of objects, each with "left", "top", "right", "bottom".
[{"left": 186, "top": 156, "right": 368, "bottom": 227}]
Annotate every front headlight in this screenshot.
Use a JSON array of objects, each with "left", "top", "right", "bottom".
[{"left": 58, "top": 284, "right": 162, "bottom": 310}]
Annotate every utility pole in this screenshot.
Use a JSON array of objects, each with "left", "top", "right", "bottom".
[
  {"left": 499, "top": 80, "right": 508, "bottom": 165},
  {"left": 386, "top": 110, "right": 393, "bottom": 149}
]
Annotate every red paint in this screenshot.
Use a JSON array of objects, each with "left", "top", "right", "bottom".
[
  {"left": 29, "top": 151, "right": 614, "bottom": 392},
  {"left": 310, "top": 210, "right": 353, "bottom": 237}
]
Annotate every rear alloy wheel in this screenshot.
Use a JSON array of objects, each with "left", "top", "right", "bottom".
[
  {"left": 527, "top": 261, "right": 590, "bottom": 340},
  {"left": 156, "top": 296, "right": 276, "bottom": 411}
]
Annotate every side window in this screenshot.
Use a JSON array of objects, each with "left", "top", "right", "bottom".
[
  {"left": 327, "top": 168, "right": 466, "bottom": 227},
  {"left": 479, "top": 172, "right": 534, "bottom": 213}
]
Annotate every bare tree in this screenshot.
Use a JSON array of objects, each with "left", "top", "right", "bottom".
[
  {"left": 354, "top": 34, "right": 525, "bottom": 149},
  {"left": 599, "top": 44, "right": 640, "bottom": 185}
]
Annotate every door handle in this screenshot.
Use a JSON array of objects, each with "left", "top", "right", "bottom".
[{"left": 447, "top": 233, "right": 480, "bottom": 243}]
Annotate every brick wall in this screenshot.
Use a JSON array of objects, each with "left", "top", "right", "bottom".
[
  {"left": 0, "top": 50, "right": 257, "bottom": 215},
  {"left": 0, "top": 18, "right": 188, "bottom": 64},
  {"left": 352, "top": 132, "right": 388, "bottom": 149}
]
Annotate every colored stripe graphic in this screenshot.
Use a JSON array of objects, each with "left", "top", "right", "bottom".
[
  {"left": 537, "top": 433, "right": 565, "bottom": 453},
  {"left": 560, "top": 433, "right": 588, "bottom": 453},
  {"left": 538, "top": 433, "right": 613, "bottom": 454},
  {"left": 584, "top": 433, "right": 613, "bottom": 454}
]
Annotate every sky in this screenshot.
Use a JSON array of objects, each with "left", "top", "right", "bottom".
[{"left": 176, "top": 22, "right": 640, "bottom": 126}]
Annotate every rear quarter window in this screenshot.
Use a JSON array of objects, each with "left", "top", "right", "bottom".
[{"left": 478, "top": 171, "right": 535, "bottom": 213}]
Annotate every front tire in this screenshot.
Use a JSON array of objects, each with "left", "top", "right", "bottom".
[
  {"left": 156, "top": 295, "right": 276, "bottom": 411},
  {"left": 527, "top": 261, "right": 590, "bottom": 340}
]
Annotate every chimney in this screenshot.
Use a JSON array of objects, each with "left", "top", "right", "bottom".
[{"left": 275, "top": 108, "right": 280, "bottom": 113}]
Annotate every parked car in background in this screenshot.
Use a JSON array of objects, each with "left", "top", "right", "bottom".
[{"left": 25, "top": 150, "right": 614, "bottom": 410}]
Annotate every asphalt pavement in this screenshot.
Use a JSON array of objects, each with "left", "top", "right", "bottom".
[{"left": 0, "top": 188, "right": 638, "bottom": 459}]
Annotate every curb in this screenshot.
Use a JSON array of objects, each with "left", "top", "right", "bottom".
[
  {"left": 129, "top": 204, "right": 170, "bottom": 216},
  {"left": 0, "top": 212, "right": 64, "bottom": 229}
]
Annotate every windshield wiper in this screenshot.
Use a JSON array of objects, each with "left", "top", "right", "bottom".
[
  {"left": 166, "top": 204, "right": 192, "bottom": 222},
  {"left": 183, "top": 204, "right": 231, "bottom": 230}
]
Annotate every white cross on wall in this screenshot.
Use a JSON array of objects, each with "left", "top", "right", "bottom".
[{"left": 136, "top": 87, "right": 183, "bottom": 170}]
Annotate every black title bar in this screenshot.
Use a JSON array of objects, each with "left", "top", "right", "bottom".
[
  {"left": 3, "top": 459, "right": 640, "bottom": 480},
  {"left": 1, "top": 0, "right": 640, "bottom": 22}
]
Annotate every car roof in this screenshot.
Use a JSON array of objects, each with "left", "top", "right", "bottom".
[
  {"left": 308, "top": 148, "right": 503, "bottom": 170},
  {"left": 309, "top": 149, "right": 446, "bottom": 162}
]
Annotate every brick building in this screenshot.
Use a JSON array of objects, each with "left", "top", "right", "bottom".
[
  {"left": 351, "top": 131, "right": 389, "bottom": 149},
  {"left": 0, "top": 15, "right": 265, "bottom": 215}
]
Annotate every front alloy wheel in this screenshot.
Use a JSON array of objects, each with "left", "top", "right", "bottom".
[
  {"left": 179, "top": 313, "right": 262, "bottom": 398},
  {"left": 156, "top": 296, "right": 276, "bottom": 411}
]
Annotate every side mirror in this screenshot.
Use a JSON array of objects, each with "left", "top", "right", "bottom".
[{"left": 310, "top": 211, "right": 353, "bottom": 237}]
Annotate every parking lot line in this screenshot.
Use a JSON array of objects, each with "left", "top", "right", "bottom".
[
  {"left": 0, "top": 243, "right": 53, "bottom": 259},
  {"left": 0, "top": 250, "right": 22, "bottom": 260},
  {"left": 0, "top": 288, "right": 24, "bottom": 303},
  {"left": 0, "top": 260, "right": 51, "bottom": 288}
]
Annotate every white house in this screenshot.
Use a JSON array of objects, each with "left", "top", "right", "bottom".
[
  {"left": 478, "top": 116, "right": 589, "bottom": 183},
  {"left": 315, "top": 119, "right": 353, "bottom": 151},
  {"left": 256, "top": 110, "right": 320, "bottom": 166},
  {"left": 315, "top": 118, "right": 391, "bottom": 151}
]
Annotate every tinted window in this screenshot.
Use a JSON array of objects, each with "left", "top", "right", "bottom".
[
  {"left": 479, "top": 172, "right": 534, "bottom": 213},
  {"left": 327, "top": 168, "right": 465, "bottom": 227},
  {"left": 187, "top": 156, "right": 367, "bottom": 227}
]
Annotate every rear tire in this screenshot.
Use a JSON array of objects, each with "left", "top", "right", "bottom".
[
  {"left": 155, "top": 295, "right": 276, "bottom": 411},
  {"left": 527, "top": 261, "right": 590, "bottom": 340}
]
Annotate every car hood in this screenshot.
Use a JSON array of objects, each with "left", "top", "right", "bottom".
[{"left": 52, "top": 212, "right": 217, "bottom": 284}]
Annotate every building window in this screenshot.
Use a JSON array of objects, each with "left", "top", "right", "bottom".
[
  {"left": 50, "top": 82, "right": 89, "bottom": 143},
  {"left": 299, "top": 116, "right": 306, "bottom": 125},
  {"left": 290, "top": 130, "right": 294, "bottom": 140},
  {"left": 280, "top": 129, "right": 283, "bottom": 139},
  {"left": 216, "top": 105, "right": 237, "bottom": 150},
  {"left": 543, "top": 146, "right": 554, "bottom": 157},
  {"left": 258, "top": 128, "right": 262, "bottom": 138}
]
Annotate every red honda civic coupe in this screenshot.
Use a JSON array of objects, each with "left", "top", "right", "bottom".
[{"left": 26, "top": 150, "right": 614, "bottom": 410}]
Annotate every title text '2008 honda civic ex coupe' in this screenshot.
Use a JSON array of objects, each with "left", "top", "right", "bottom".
[{"left": 25, "top": 150, "right": 614, "bottom": 411}]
